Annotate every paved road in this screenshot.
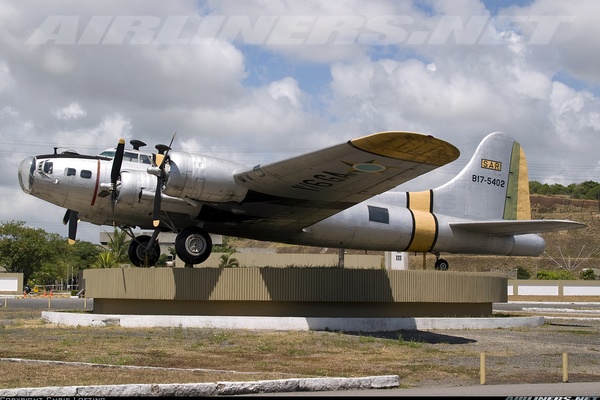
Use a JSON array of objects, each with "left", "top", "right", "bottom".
[
  {"left": 494, "top": 301, "right": 600, "bottom": 312},
  {"left": 0, "top": 296, "right": 92, "bottom": 310}
]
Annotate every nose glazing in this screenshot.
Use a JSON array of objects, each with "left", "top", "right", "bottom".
[{"left": 18, "top": 157, "right": 35, "bottom": 193}]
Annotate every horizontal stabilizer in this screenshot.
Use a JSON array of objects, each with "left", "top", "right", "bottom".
[{"left": 450, "top": 220, "right": 586, "bottom": 235}]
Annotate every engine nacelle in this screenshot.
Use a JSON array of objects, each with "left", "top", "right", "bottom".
[
  {"left": 118, "top": 169, "right": 156, "bottom": 207},
  {"left": 164, "top": 151, "right": 248, "bottom": 203}
]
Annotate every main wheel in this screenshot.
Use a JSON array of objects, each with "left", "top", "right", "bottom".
[
  {"left": 434, "top": 258, "right": 449, "bottom": 271},
  {"left": 175, "top": 227, "right": 212, "bottom": 265},
  {"left": 128, "top": 235, "right": 161, "bottom": 267}
]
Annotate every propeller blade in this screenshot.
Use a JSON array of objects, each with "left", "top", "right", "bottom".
[
  {"left": 63, "top": 209, "right": 78, "bottom": 244},
  {"left": 68, "top": 210, "right": 79, "bottom": 245},
  {"left": 62, "top": 209, "right": 71, "bottom": 226},
  {"left": 110, "top": 138, "right": 126, "bottom": 208},
  {"left": 153, "top": 176, "right": 162, "bottom": 227},
  {"left": 166, "top": 131, "right": 177, "bottom": 154},
  {"left": 110, "top": 138, "right": 125, "bottom": 187}
]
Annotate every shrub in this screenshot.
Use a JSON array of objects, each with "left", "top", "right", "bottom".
[
  {"left": 218, "top": 254, "right": 239, "bottom": 268},
  {"left": 516, "top": 266, "right": 531, "bottom": 279},
  {"left": 581, "top": 269, "right": 597, "bottom": 280},
  {"left": 536, "top": 270, "right": 576, "bottom": 280}
]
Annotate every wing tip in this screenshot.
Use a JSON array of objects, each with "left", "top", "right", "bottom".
[{"left": 350, "top": 131, "right": 459, "bottom": 166}]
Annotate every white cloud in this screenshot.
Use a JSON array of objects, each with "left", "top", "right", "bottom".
[
  {"left": 0, "top": 105, "right": 18, "bottom": 118},
  {"left": 42, "top": 48, "right": 74, "bottom": 74},
  {"left": 550, "top": 82, "right": 600, "bottom": 135},
  {"left": 0, "top": 60, "right": 15, "bottom": 93},
  {"left": 503, "top": 0, "right": 600, "bottom": 86},
  {"left": 267, "top": 77, "right": 302, "bottom": 108},
  {"left": 53, "top": 102, "right": 87, "bottom": 120}
]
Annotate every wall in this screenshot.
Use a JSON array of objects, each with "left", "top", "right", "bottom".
[
  {"left": 508, "top": 280, "right": 600, "bottom": 297},
  {"left": 0, "top": 273, "right": 23, "bottom": 294},
  {"left": 178, "top": 253, "right": 383, "bottom": 268},
  {"left": 83, "top": 268, "right": 507, "bottom": 317}
]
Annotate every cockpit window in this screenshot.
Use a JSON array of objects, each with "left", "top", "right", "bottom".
[
  {"left": 123, "top": 151, "right": 138, "bottom": 162},
  {"left": 99, "top": 150, "right": 114, "bottom": 158},
  {"left": 99, "top": 149, "right": 152, "bottom": 164}
]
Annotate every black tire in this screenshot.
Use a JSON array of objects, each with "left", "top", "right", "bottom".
[
  {"left": 434, "top": 258, "right": 449, "bottom": 271},
  {"left": 128, "top": 235, "right": 161, "bottom": 267},
  {"left": 175, "top": 227, "right": 212, "bottom": 265}
]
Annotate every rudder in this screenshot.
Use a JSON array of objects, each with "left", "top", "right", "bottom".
[{"left": 503, "top": 140, "right": 531, "bottom": 220}]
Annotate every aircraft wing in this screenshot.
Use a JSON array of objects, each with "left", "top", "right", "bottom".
[
  {"left": 215, "top": 131, "right": 459, "bottom": 234},
  {"left": 450, "top": 220, "right": 587, "bottom": 235}
]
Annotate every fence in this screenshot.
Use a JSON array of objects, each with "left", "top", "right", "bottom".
[{"left": 508, "top": 279, "right": 600, "bottom": 297}]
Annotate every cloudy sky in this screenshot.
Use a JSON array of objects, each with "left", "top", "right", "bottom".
[{"left": 2, "top": 0, "right": 599, "bottom": 243}]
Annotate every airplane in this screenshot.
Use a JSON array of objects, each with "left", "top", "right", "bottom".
[{"left": 17, "top": 130, "right": 586, "bottom": 269}]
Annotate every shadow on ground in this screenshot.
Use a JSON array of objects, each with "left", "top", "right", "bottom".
[{"left": 344, "top": 330, "right": 477, "bottom": 344}]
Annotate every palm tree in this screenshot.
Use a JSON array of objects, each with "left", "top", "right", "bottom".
[
  {"left": 93, "top": 252, "right": 119, "bottom": 268},
  {"left": 105, "top": 227, "right": 130, "bottom": 263},
  {"left": 218, "top": 254, "right": 239, "bottom": 268}
]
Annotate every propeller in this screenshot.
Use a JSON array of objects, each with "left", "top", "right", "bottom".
[
  {"left": 63, "top": 209, "right": 79, "bottom": 245},
  {"left": 110, "top": 138, "right": 126, "bottom": 205},
  {"left": 150, "top": 132, "right": 176, "bottom": 228}
]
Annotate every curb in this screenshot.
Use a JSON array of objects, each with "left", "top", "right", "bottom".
[
  {"left": 0, "top": 375, "right": 399, "bottom": 397},
  {"left": 42, "top": 311, "right": 545, "bottom": 331}
]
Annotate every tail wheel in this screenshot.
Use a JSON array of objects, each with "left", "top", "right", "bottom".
[
  {"left": 128, "top": 234, "right": 161, "bottom": 267},
  {"left": 434, "top": 258, "right": 449, "bottom": 271},
  {"left": 175, "top": 227, "right": 212, "bottom": 265}
]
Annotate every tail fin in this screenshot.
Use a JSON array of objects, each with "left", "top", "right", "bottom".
[{"left": 409, "top": 132, "right": 531, "bottom": 221}]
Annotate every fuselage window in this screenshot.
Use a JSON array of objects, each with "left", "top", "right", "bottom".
[
  {"left": 80, "top": 170, "right": 92, "bottom": 179},
  {"left": 368, "top": 205, "right": 389, "bottom": 224},
  {"left": 43, "top": 161, "right": 53, "bottom": 174},
  {"left": 66, "top": 168, "right": 76, "bottom": 177}
]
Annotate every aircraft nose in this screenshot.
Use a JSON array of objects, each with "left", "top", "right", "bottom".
[{"left": 18, "top": 157, "right": 36, "bottom": 193}]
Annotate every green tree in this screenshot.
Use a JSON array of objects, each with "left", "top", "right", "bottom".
[
  {"left": 0, "top": 221, "right": 57, "bottom": 284},
  {"left": 529, "top": 181, "right": 542, "bottom": 194},
  {"left": 549, "top": 183, "right": 567, "bottom": 196},
  {"left": 70, "top": 240, "right": 102, "bottom": 269}
]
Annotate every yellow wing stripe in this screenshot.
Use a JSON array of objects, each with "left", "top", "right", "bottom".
[
  {"left": 406, "top": 190, "right": 438, "bottom": 252},
  {"left": 350, "top": 132, "right": 459, "bottom": 166}
]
